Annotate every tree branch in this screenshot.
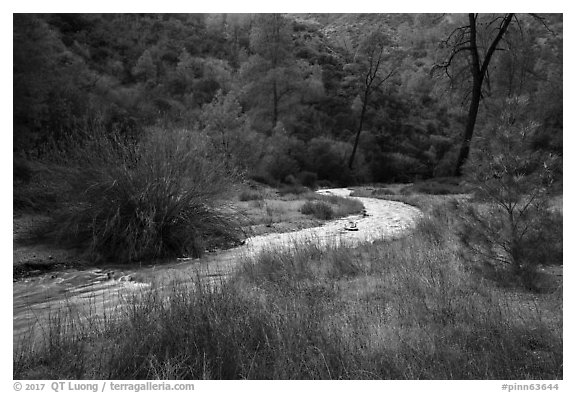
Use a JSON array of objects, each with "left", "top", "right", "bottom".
[
  {"left": 480, "top": 13, "right": 514, "bottom": 77},
  {"left": 374, "top": 68, "right": 397, "bottom": 89},
  {"left": 469, "top": 13, "right": 482, "bottom": 77},
  {"left": 443, "top": 25, "right": 470, "bottom": 45},
  {"left": 529, "top": 13, "right": 557, "bottom": 36}
]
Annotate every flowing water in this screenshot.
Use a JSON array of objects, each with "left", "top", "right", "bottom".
[{"left": 13, "top": 188, "right": 422, "bottom": 345}]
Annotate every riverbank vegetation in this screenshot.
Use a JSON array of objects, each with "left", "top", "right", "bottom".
[
  {"left": 14, "top": 13, "right": 561, "bottom": 262},
  {"left": 14, "top": 195, "right": 562, "bottom": 379},
  {"left": 13, "top": 127, "right": 363, "bottom": 272}
]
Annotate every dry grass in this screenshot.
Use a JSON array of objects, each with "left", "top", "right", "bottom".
[
  {"left": 300, "top": 200, "right": 334, "bottom": 219},
  {"left": 303, "top": 192, "right": 364, "bottom": 217},
  {"left": 351, "top": 178, "right": 472, "bottom": 200},
  {"left": 234, "top": 189, "right": 364, "bottom": 235},
  {"left": 14, "top": 198, "right": 562, "bottom": 379}
]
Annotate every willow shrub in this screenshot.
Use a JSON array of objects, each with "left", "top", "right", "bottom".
[{"left": 51, "top": 127, "right": 242, "bottom": 263}]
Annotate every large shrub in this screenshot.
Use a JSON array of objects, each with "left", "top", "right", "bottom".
[
  {"left": 460, "top": 96, "right": 560, "bottom": 288},
  {"left": 52, "top": 127, "right": 242, "bottom": 263}
]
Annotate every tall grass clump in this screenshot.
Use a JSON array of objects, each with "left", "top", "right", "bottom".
[
  {"left": 329, "top": 195, "right": 364, "bottom": 217},
  {"left": 302, "top": 193, "right": 364, "bottom": 219},
  {"left": 300, "top": 200, "right": 334, "bottom": 220},
  {"left": 50, "top": 127, "right": 242, "bottom": 263}
]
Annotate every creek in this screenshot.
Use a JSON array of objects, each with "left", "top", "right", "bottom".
[{"left": 13, "top": 188, "right": 422, "bottom": 345}]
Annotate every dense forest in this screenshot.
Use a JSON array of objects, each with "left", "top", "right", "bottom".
[{"left": 14, "top": 13, "right": 562, "bottom": 185}]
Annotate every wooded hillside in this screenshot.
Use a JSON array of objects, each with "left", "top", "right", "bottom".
[{"left": 13, "top": 13, "right": 562, "bottom": 185}]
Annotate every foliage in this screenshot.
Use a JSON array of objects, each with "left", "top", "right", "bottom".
[
  {"left": 298, "top": 171, "right": 318, "bottom": 189},
  {"left": 240, "top": 14, "right": 325, "bottom": 132},
  {"left": 304, "top": 137, "right": 354, "bottom": 185},
  {"left": 248, "top": 172, "right": 279, "bottom": 187},
  {"left": 257, "top": 127, "right": 304, "bottom": 183},
  {"left": 433, "top": 13, "right": 562, "bottom": 174},
  {"left": 401, "top": 178, "right": 472, "bottom": 195},
  {"left": 13, "top": 13, "right": 562, "bottom": 186},
  {"left": 371, "top": 187, "right": 396, "bottom": 196},
  {"left": 199, "top": 90, "right": 263, "bottom": 171},
  {"left": 133, "top": 49, "right": 156, "bottom": 81},
  {"left": 460, "top": 96, "right": 559, "bottom": 285},
  {"left": 346, "top": 27, "right": 403, "bottom": 169},
  {"left": 13, "top": 157, "right": 33, "bottom": 184},
  {"left": 13, "top": 166, "right": 64, "bottom": 212},
  {"left": 49, "top": 127, "right": 242, "bottom": 263}
]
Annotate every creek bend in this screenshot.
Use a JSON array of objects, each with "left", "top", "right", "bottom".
[{"left": 13, "top": 188, "right": 422, "bottom": 344}]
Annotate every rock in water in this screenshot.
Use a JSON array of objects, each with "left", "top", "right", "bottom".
[{"left": 344, "top": 221, "right": 359, "bottom": 231}]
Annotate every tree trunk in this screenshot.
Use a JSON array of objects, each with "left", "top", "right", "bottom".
[
  {"left": 272, "top": 78, "right": 278, "bottom": 129},
  {"left": 454, "top": 76, "right": 482, "bottom": 176},
  {"left": 348, "top": 93, "right": 368, "bottom": 169}
]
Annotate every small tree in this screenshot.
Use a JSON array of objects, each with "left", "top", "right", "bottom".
[
  {"left": 461, "top": 96, "right": 559, "bottom": 282},
  {"left": 133, "top": 48, "right": 157, "bottom": 82},
  {"left": 347, "top": 29, "right": 401, "bottom": 169},
  {"left": 248, "top": 13, "right": 293, "bottom": 129},
  {"left": 199, "top": 90, "right": 263, "bottom": 172}
]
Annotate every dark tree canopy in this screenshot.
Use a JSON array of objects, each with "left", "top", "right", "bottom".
[{"left": 13, "top": 13, "right": 562, "bottom": 185}]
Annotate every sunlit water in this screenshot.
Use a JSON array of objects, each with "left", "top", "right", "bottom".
[{"left": 13, "top": 188, "right": 422, "bottom": 345}]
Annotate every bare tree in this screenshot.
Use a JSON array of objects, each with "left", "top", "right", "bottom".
[{"left": 434, "top": 13, "right": 514, "bottom": 176}]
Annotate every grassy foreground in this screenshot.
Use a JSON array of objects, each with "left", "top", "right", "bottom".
[{"left": 14, "top": 198, "right": 562, "bottom": 379}]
